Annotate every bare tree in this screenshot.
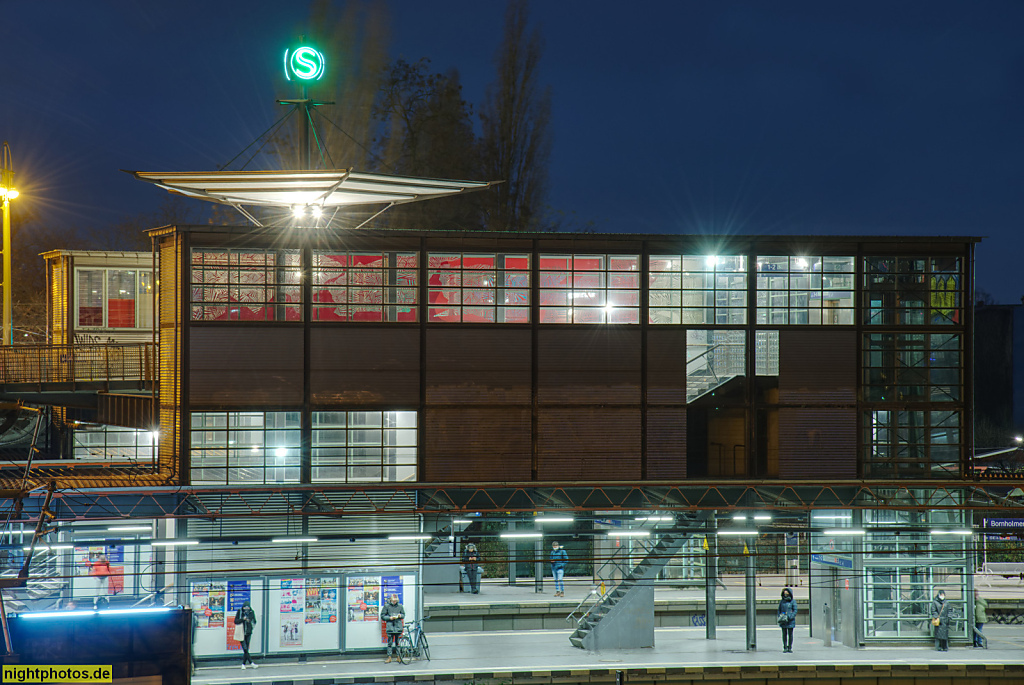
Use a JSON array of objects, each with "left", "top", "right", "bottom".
[{"left": 479, "top": 0, "right": 552, "bottom": 232}]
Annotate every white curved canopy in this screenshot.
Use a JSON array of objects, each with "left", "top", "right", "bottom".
[{"left": 130, "top": 169, "right": 494, "bottom": 208}]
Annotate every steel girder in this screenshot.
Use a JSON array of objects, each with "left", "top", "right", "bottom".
[{"left": 1, "top": 480, "right": 1024, "bottom": 523}]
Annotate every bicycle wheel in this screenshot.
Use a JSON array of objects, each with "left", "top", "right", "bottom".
[
  {"left": 396, "top": 635, "right": 413, "bottom": 664},
  {"left": 418, "top": 632, "right": 430, "bottom": 661}
]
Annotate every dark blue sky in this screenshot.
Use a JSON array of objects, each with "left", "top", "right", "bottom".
[{"left": 3, "top": 1, "right": 1023, "bottom": 302}]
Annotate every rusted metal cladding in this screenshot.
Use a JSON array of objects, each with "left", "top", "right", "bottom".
[
  {"left": 189, "top": 327, "right": 303, "bottom": 406},
  {"left": 49, "top": 256, "right": 70, "bottom": 346},
  {"left": 158, "top": 236, "right": 181, "bottom": 481},
  {"left": 537, "top": 329, "right": 641, "bottom": 404},
  {"left": 537, "top": 408, "right": 641, "bottom": 480},
  {"left": 777, "top": 408, "right": 857, "bottom": 479},
  {"left": 426, "top": 329, "right": 531, "bottom": 404},
  {"left": 310, "top": 328, "right": 419, "bottom": 406},
  {"left": 778, "top": 330, "right": 856, "bottom": 404},
  {"left": 646, "top": 407, "right": 687, "bottom": 479},
  {"left": 647, "top": 328, "right": 687, "bottom": 404},
  {"left": 424, "top": 407, "right": 531, "bottom": 482}
]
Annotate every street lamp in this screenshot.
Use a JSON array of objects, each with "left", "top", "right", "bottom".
[{"left": 0, "top": 142, "right": 18, "bottom": 346}]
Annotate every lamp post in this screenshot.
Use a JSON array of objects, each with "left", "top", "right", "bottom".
[{"left": 0, "top": 142, "right": 18, "bottom": 346}]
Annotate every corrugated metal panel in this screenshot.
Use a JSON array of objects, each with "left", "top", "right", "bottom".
[
  {"left": 310, "top": 328, "right": 419, "bottom": 405},
  {"left": 646, "top": 407, "right": 686, "bottom": 479},
  {"left": 538, "top": 329, "right": 641, "bottom": 404},
  {"left": 189, "top": 327, "right": 303, "bottom": 405},
  {"left": 97, "top": 393, "right": 155, "bottom": 429},
  {"left": 426, "top": 330, "right": 531, "bottom": 404},
  {"left": 537, "top": 408, "right": 640, "bottom": 480},
  {"left": 647, "top": 329, "right": 686, "bottom": 404},
  {"left": 778, "top": 330, "right": 856, "bottom": 404},
  {"left": 777, "top": 408, "right": 856, "bottom": 479},
  {"left": 424, "top": 407, "right": 531, "bottom": 481},
  {"left": 49, "top": 256, "right": 69, "bottom": 346}
]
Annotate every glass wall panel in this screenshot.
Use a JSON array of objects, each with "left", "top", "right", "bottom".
[
  {"left": 649, "top": 255, "right": 746, "bottom": 324},
  {"left": 756, "top": 256, "right": 854, "bottom": 325},
  {"left": 191, "top": 249, "right": 302, "bottom": 322},
  {"left": 863, "top": 256, "right": 962, "bottom": 326},
  {"left": 687, "top": 330, "right": 745, "bottom": 403},
  {"left": 541, "top": 254, "right": 639, "bottom": 324},
  {"left": 427, "top": 253, "right": 528, "bottom": 323},
  {"left": 190, "top": 411, "right": 301, "bottom": 484},
  {"left": 312, "top": 411, "right": 417, "bottom": 483},
  {"left": 863, "top": 409, "right": 961, "bottom": 478},
  {"left": 863, "top": 333, "right": 961, "bottom": 403},
  {"left": 73, "top": 426, "right": 158, "bottom": 463},
  {"left": 313, "top": 251, "right": 418, "bottom": 322}
]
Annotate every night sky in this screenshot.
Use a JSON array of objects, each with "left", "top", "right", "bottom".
[{"left": 3, "top": 1, "right": 1023, "bottom": 302}]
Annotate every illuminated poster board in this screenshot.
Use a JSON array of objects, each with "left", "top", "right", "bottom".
[
  {"left": 342, "top": 572, "right": 418, "bottom": 652},
  {"left": 191, "top": 579, "right": 264, "bottom": 658},
  {"left": 267, "top": 577, "right": 340, "bottom": 653}
]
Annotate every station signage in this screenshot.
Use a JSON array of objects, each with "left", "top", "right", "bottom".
[
  {"left": 811, "top": 553, "right": 853, "bottom": 569},
  {"left": 284, "top": 46, "right": 325, "bottom": 82}
]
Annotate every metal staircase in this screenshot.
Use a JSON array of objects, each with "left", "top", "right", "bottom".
[
  {"left": 568, "top": 514, "right": 704, "bottom": 650},
  {"left": 1, "top": 546, "right": 67, "bottom": 613}
]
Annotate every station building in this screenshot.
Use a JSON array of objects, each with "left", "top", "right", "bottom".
[{"left": 0, "top": 170, "right": 984, "bottom": 658}]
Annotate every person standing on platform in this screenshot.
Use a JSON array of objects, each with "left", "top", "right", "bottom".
[
  {"left": 931, "top": 588, "right": 950, "bottom": 651},
  {"left": 777, "top": 588, "right": 798, "bottom": 653},
  {"left": 550, "top": 541, "right": 569, "bottom": 597},
  {"left": 974, "top": 588, "right": 988, "bottom": 648},
  {"left": 235, "top": 601, "right": 258, "bottom": 669},
  {"left": 462, "top": 543, "right": 482, "bottom": 594},
  {"left": 381, "top": 593, "right": 405, "bottom": 663}
]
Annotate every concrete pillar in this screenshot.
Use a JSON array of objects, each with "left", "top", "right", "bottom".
[{"left": 746, "top": 535, "right": 757, "bottom": 650}]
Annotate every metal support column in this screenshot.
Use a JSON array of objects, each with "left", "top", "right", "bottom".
[
  {"left": 534, "top": 539, "right": 544, "bottom": 593},
  {"left": 745, "top": 535, "right": 757, "bottom": 650},
  {"left": 706, "top": 516, "right": 717, "bottom": 640},
  {"left": 508, "top": 521, "right": 517, "bottom": 586}
]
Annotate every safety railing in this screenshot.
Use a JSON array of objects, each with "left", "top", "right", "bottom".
[{"left": 0, "top": 344, "right": 156, "bottom": 385}]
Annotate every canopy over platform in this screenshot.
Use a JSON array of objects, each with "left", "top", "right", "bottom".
[{"left": 128, "top": 168, "right": 496, "bottom": 226}]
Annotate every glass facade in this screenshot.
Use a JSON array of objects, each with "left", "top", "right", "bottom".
[
  {"left": 313, "top": 250, "right": 418, "bottom": 322},
  {"left": 76, "top": 269, "right": 154, "bottom": 329},
  {"left": 190, "top": 411, "right": 301, "bottom": 484},
  {"left": 312, "top": 411, "right": 417, "bottom": 483},
  {"left": 191, "top": 249, "right": 301, "bottom": 321},
  {"left": 864, "top": 256, "right": 962, "bottom": 326},
  {"left": 756, "top": 256, "right": 855, "bottom": 325},
  {"left": 73, "top": 426, "right": 157, "bottom": 462},
  {"left": 539, "top": 254, "right": 640, "bottom": 324},
  {"left": 649, "top": 255, "right": 746, "bottom": 325},
  {"left": 427, "top": 253, "right": 529, "bottom": 323}
]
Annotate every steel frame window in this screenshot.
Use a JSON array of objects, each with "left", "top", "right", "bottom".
[
  {"left": 190, "top": 411, "right": 301, "bottom": 485},
  {"left": 313, "top": 250, "right": 418, "bottom": 322},
  {"left": 863, "top": 256, "right": 962, "bottom": 326},
  {"left": 190, "top": 248, "right": 301, "bottom": 322},
  {"left": 539, "top": 254, "right": 640, "bottom": 324},
  {"left": 73, "top": 426, "right": 157, "bottom": 463},
  {"left": 756, "top": 256, "right": 855, "bottom": 325},
  {"left": 311, "top": 411, "right": 417, "bottom": 483},
  {"left": 427, "top": 253, "right": 529, "bottom": 323}
]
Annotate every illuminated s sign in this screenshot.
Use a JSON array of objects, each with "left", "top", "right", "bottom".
[{"left": 284, "top": 46, "right": 325, "bottom": 82}]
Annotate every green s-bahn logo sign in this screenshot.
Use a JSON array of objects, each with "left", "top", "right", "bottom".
[{"left": 284, "top": 46, "right": 325, "bottom": 82}]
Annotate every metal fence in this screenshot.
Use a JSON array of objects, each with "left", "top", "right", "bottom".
[{"left": 0, "top": 343, "right": 156, "bottom": 384}]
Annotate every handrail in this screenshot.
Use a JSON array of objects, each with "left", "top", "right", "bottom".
[{"left": 0, "top": 343, "right": 156, "bottom": 385}]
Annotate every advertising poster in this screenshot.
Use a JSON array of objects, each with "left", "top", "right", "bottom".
[
  {"left": 279, "top": 579, "right": 305, "bottom": 647},
  {"left": 227, "top": 580, "right": 251, "bottom": 612},
  {"left": 208, "top": 586, "right": 226, "bottom": 628},
  {"left": 346, "top": 578, "right": 365, "bottom": 623},
  {"left": 191, "top": 584, "right": 211, "bottom": 628},
  {"left": 280, "top": 617, "right": 303, "bottom": 646},
  {"left": 382, "top": 576, "right": 404, "bottom": 606},
  {"left": 321, "top": 583, "right": 338, "bottom": 623},
  {"left": 105, "top": 546, "right": 126, "bottom": 595},
  {"left": 305, "top": 579, "right": 321, "bottom": 624},
  {"left": 75, "top": 545, "right": 125, "bottom": 597}
]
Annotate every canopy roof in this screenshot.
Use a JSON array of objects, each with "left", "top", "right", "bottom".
[{"left": 129, "top": 169, "right": 495, "bottom": 225}]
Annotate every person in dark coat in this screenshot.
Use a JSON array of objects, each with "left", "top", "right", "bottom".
[
  {"left": 931, "top": 589, "right": 950, "bottom": 651},
  {"left": 778, "top": 587, "right": 797, "bottom": 653},
  {"left": 380, "top": 593, "right": 405, "bottom": 663},
  {"left": 234, "top": 601, "right": 258, "bottom": 669},
  {"left": 974, "top": 589, "right": 988, "bottom": 648},
  {"left": 461, "top": 543, "right": 481, "bottom": 594}
]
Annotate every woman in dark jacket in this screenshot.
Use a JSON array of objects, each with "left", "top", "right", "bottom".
[
  {"left": 931, "top": 589, "right": 950, "bottom": 651},
  {"left": 234, "top": 601, "right": 258, "bottom": 669},
  {"left": 778, "top": 588, "right": 797, "bottom": 653}
]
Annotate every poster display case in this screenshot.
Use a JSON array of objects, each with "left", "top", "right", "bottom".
[
  {"left": 266, "top": 577, "right": 340, "bottom": 653},
  {"left": 342, "top": 572, "right": 418, "bottom": 652},
  {"left": 191, "top": 578, "right": 264, "bottom": 658}
]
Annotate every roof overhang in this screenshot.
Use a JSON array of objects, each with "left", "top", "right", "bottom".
[{"left": 128, "top": 169, "right": 495, "bottom": 209}]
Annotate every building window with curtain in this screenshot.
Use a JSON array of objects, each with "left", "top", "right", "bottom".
[
  {"left": 313, "top": 250, "right": 418, "bottom": 322},
  {"left": 75, "top": 269, "right": 154, "bottom": 329},
  {"left": 190, "top": 248, "right": 301, "bottom": 322},
  {"left": 427, "top": 253, "right": 529, "bottom": 323}
]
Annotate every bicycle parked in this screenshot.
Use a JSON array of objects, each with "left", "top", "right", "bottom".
[{"left": 396, "top": 616, "right": 430, "bottom": 664}]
